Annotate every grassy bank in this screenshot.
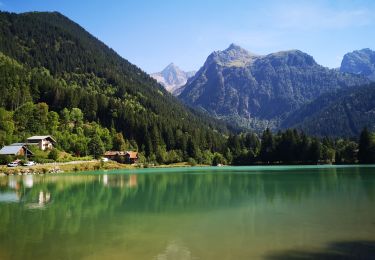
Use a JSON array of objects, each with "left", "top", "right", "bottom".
[
  {"left": 0, "top": 161, "right": 210, "bottom": 175},
  {"left": 0, "top": 161, "right": 134, "bottom": 175}
]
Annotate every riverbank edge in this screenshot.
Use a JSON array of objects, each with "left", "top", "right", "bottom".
[
  {"left": 2, "top": 161, "right": 371, "bottom": 176},
  {"left": 0, "top": 161, "right": 208, "bottom": 176}
]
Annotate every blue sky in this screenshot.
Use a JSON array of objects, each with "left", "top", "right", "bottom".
[{"left": 1, "top": 0, "right": 375, "bottom": 73}]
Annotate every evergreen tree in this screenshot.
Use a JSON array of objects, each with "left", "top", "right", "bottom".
[
  {"left": 88, "top": 134, "right": 105, "bottom": 159},
  {"left": 113, "top": 132, "right": 127, "bottom": 151},
  {"left": 309, "top": 139, "right": 322, "bottom": 163},
  {"left": 358, "top": 127, "right": 375, "bottom": 163},
  {"left": 259, "top": 128, "right": 274, "bottom": 163}
]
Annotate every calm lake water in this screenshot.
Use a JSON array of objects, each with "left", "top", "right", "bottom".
[{"left": 1, "top": 165, "right": 375, "bottom": 259}]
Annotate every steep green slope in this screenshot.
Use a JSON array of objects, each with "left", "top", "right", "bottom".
[
  {"left": 0, "top": 11, "right": 230, "bottom": 158},
  {"left": 282, "top": 84, "right": 375, "bottom": 137}
]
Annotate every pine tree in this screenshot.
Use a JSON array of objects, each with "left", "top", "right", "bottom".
[
  {"left": 88, "top": 134, "right": 105, "bottom": 159},
  {"left": 259, "top": 128, "right": 274, "bottom": 163},
  {"left": 358, "top": 127, "right": 375, "bottom": 163}
]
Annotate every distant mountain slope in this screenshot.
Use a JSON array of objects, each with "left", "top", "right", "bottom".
[
  {"left": 282, "top": 83, "right": 375, "bottom": 137},
  {"left": 0, "top": 11, "right": 230, "bottom": 156},
  {"left": 151, "top": 63, "right": 195, "bottom": 95},
  {"left": 179, "top": 44, "right": 369, "bottom": 131},
  {"left": 340, "top": 48, "right": 375, "bottom": 81}
]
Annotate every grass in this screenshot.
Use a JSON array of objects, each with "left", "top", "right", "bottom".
[{"left": 0, "top": 161, "right": 211, "bottom": 175}]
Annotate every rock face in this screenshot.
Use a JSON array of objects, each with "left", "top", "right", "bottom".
[
  {"left": 340, "top": 48, "right": 375, "bottom": 81},
  {"left": 151, "top": 63, "right": 196, "bottom": 95},
  {"left": 179, "top": 44, "right": 369, "bottom": 130}
]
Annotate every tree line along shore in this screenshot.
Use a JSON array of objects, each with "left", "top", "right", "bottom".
[{"left": 1, "top": 122, "right": 374, "bottom": 176}]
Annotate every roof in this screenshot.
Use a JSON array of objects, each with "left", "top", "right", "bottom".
[
  {"left": 104, "top": 151, "right": 126, "bottom": 156},
  {"left": 0, "top": 145, "right": 33, "bottom": 156},
  {"left": 27, "top": 135, "right": 57, "bottom": 143},
  {"left": 10, "top": 143, "right": 26, "bottom": 146},
  {"left": 126, "top": 151, "right": 138, "bottom": 159}
]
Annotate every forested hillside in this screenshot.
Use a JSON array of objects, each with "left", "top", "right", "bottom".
[
  {"left": 0, "top": 11, "right": 230, "bottom": 161},
  {"left": 282, "top": 84, "right": 375, "bottom": 136}
]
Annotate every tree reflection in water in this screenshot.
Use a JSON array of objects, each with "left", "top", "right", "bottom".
[{"left": 0, "top": 166, "right": 373, "bottom": 259}]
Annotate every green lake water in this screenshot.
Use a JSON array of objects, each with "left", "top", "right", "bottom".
[{"left": 0, "top": 165, "right": 375, "bottom": 259}]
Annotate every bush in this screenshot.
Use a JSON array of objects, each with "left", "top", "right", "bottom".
[
  {"left": 212, "top": 153, "right": 226, "bottom": 166},
  {"left": 19, "top": 159, "right": 27, "bottom": 165},
  {"left": 187, "top": 157, "right": 197, "bottom": 166},
  {"left": 48, "top": 149, "right": 59, "bottom": 161},
  {"left": 34, "top": 158, "right": 55, "bottom": 164},
  {"left": 93, "top": 163, "right": 101, "bottom": 170},
  {"left": 0, "top": 155, "right": 13, "bottom": 165}
]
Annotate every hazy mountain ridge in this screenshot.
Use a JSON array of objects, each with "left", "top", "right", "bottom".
[
  {"left": 179, "top": 44, "right": 369, "bottom": 134},
  {"left": 151, "top": 63, "right": 196, "bottom": 95}
]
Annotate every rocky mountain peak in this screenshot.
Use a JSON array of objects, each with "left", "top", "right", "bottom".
[
  {"left": 207, "top": 44, "right": 259, "bottom": 67},
  {"left": 161, "top": 62, "right": 181, "bottom": 77},
  {"left": 151, "top": 63, "right": 196, "bottom": 95},
  {"left": 340, "top": 48, "right": 375, "bottom": 80}
]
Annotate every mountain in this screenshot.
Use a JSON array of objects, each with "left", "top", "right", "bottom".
[
  {"left": 340, "top": 48, "right": 375, "bottom": 81},
  {"left": 0, "top": 11, "right": 231, "bottom": 158},
  {"left": 179, "top": 44, "right": 369, "bottom": 131},
  {"left": 282, "top": 83, "right": 375, "bottom": 137},
  {"left": 151, "top": 63, "right": 195, "bottom": 95}
]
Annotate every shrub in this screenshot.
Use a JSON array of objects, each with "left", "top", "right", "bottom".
[
  {"left": 0, "top": 155, "right": 13, "bottom": 165},
  {"left": 212, "top": 153, "right": 226, "bottom": 166},
  {"left": 34, "top": 158, "right": 55, "bottom": 164},
  {"left": 187, "top": 157, "right": 197, "bottom": 166},
  {"left": 48, "top": 149, "right": 59, "bottom": 161}
]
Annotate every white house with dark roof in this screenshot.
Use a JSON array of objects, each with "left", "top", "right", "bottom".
[{"left": 27, "top": 136, "right": 56, "bottom": 151}]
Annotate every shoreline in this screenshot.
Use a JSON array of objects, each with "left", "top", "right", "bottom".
[
  {"left": 0, "top": 161, "right": 208, "bottom": 176},
  {"left": 1, "top": 161, "right": 373, "bottom": 176}
]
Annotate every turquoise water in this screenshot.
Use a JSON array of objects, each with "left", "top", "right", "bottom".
[{"left": 0, "top": 165, "right": 375, "bottom": 259}]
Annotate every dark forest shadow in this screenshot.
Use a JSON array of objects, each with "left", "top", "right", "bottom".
[{"left": 265, "top": 240, "right": 375, "bottom": 259}]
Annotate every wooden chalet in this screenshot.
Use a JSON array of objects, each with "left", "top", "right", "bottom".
[
  {"left": 104, "top": 151, "right": 126, "bottom": 160},
  {"left": 27, "top": 136, "right": 57, "bottom": 151},
  {"left": 104, "top": 151, "right": 138, "bottom": 164},
  {"left": 0, "top": 143, "right": 33, "bottom": 157},
  {"left": 125, "top": 151, "right": 138, "bottom": 164}
]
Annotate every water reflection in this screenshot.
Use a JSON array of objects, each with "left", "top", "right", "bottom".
[
  {"left": 0, "top": 167, "right": 374, "bottom": 211},
  {"left": 101, "top": 174, "right": 138, "bottom": 188},
  {"left": 0, "top": 166, "right": 374, "bottom": 260},
  {"left": 156, "top": 240, "right": 194, "bottom": 260}
]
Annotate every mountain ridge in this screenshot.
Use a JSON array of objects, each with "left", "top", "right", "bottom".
[{"left": 179, "top": 44, "right": 370, "bottom": 134}]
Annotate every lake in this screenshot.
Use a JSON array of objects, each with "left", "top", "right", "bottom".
[{"left": 0, "top": 165, "right": 375, "bottom": 259}]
